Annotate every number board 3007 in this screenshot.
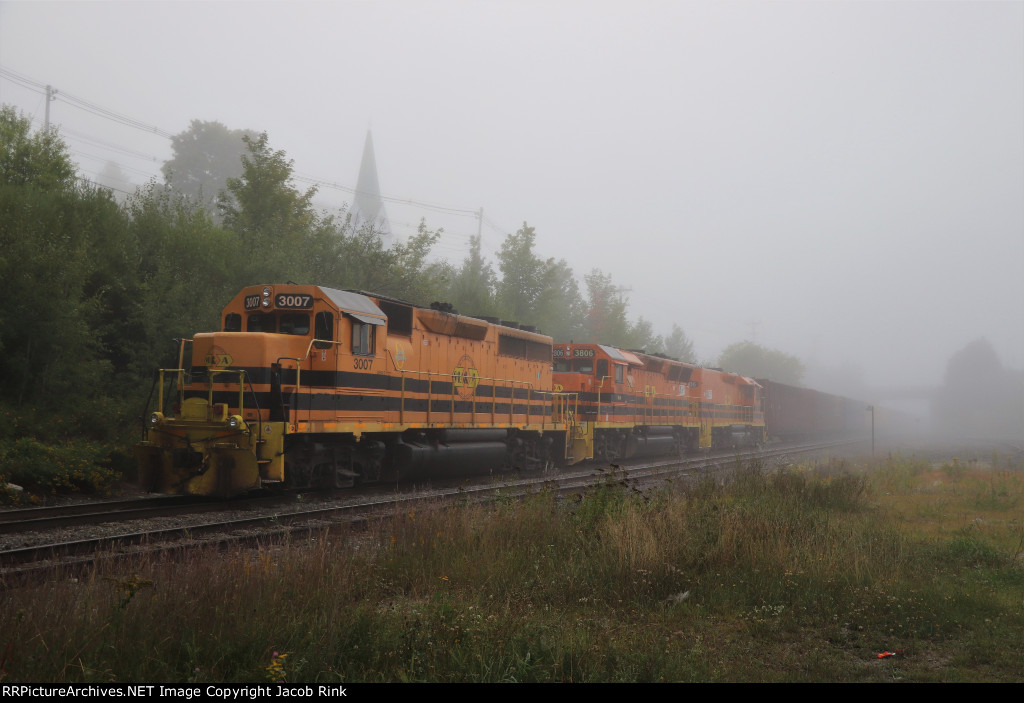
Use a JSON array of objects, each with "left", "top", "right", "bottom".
[{"left": 275, "top": 294, "right": 313, "bottom": 309}]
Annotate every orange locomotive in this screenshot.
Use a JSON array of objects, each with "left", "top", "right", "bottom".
[
  {"left": 137, "top": 284, "right": 566, "bottom": 496},
  {"left": 551, "top": 343, "right": 765, "bottom": 463}
]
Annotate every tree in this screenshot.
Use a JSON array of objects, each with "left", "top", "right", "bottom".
[
  {"left": 447, "top": 233, "right": 497, "bottom": 317},
  {"left": 323, "top": 217, "right": 446, "bottom": 304},
  {"left": 94, "top": 161, "right": 133, "bottom": 202},
  {"left": 582, "top": 269, "right": 629, "bottom": 345},
  {"left": 496, "top": 223, "right": 543, "bottom": 322},
  {"left": 218, "top": 132, "right": 325, "bottom": 281},
  {"left": 718, "top": 341, "right": 805, "bottom": 384},
  {"left": 532, "top": 257, "right": 584, "bottom": 340},
  {"left": 125, "top": 182, "right": 243, "bottom": 375},
  {"left": 0, "top": 109, "right": 128, "bottom": 413},
  {"left": 663, "top": 324, "right": 696, "bottom": 363},
  {"left": 625, "top": 316, "right": 663, "bottom": 353},
  {"left": 932, "top": 338, "right": 1024, "bottom": 439},
  {"left": 0, "top": 105, "right": 75, "bottom": 190},
  {"left": 162, "top": 120, "right": 257, "bottom": 211},
  {"left": 494, "top": 223, "right": 585, "bottom": 337}
]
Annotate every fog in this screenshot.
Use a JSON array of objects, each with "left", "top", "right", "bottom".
[{"left": 1, "top": 1, "right": 1021, "bottom": 406}]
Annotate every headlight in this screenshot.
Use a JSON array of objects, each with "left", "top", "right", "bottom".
[
  {"left": 149, "top": 412, "right": 164, "bottom": 426},
  {"left": 228, "top": 415, "right": 247, "bottom": 431}
]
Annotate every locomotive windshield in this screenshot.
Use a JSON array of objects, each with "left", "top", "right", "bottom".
[
  {"left": 553, "top": 359, "right": 594, "bottom": 373},
  {"left": 242, "top": 312, "right": 311, "bottom": 336}
]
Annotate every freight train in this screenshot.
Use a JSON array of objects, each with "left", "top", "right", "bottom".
[{"left": 136, "top": 284, "right": 867, "bottom": 496}]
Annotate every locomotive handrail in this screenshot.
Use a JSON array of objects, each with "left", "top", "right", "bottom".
[
  {"left": 381, "top": 348, "right": 546, "bottom": 427},
  {"left": 155, "top": 369, "right": 187, "bottom": 413},
  {"left": 596, "top": 375, "right": 611, "bottom": 421},
  {"left": 205, "top": 369, "right": 248, "bottom": 415},
  {"left": 275, "top": 337, "right": 344, "bottom": 424},
  {"left": 175, "top": 338, "right": 193, "bottom": 390}
]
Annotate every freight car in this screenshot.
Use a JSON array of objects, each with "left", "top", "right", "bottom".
[
  {"left": 136, "top": 284, "right": 568, "bottom": 496},
  {"left": 757, "top": 379, "right": 867, "bottom": 443}
]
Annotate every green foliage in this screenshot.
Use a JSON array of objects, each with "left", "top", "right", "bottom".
[
  {"left": 494, "top": 223, "right": 583, "bottom": 336},
  {"left": 325, "top": 218, "right": 447, "bottom": 303},
  {"left": 447, "top": 233, "right": 497, "bottom": 317},
  {"left": 530, "top": 257, "right": 584, "bottom": 339},
  {"left": 125, "top": 182, "right": 242, "bottom": 372},
  {"left": 663, "top": 324, "right": 696, "bottom": 363},
  {"left": 0, "top": 436, "right": 120, "bottom": 497},
  {"left": 718, "top": 340, "right": 805, "bottom": 384},
  {"left": 162, "top": 119, "right": 257, "bottom": 211},
  {"left": 219, "top": 132, "right": 336, "bottom": 283},
  {"left": 496, "top": 223, "right": 543, "bottom": 322},
  {"left": 0, "top": 180, "right": 123, "bottom": 409},
  {"left": 570, "top": 468, "right": 635, "bottom": 531},
  {"left": 0, "top": 105, "right": 76, "bottom": 190},
  {"left": 582, "top": 269, "right": 629, "bottom": 344},
  {"left": 626, "top": 316, "right": 662, "bottom": 353}
]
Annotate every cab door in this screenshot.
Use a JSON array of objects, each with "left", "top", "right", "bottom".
[{"left": 309, "top": 310, "right": 339, "bottom": 417}]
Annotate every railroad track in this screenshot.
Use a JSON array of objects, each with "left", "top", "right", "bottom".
[
  {"left": 0, "top": 438, "right": 865, "bottom": 583},
  {"left": 0, "top": 494, "right": 292, "bottom": 534}
]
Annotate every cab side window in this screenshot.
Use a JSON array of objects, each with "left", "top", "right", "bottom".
[
  {"left": 352, "top": 321, "right": 375, "bottom": 356},
  {"left": 615, "top": 364, "right": 624, "bottom": 384},
  {"left": 597, "top": 359, "right": 608, "bottom": 380},
  {"left": 314, "top": 312, "right": 333, "bottom": 350}
]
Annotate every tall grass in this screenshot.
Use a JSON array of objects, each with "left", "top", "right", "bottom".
[{"left": 2, "top": 454, "right": 1022, "bottom": 682}]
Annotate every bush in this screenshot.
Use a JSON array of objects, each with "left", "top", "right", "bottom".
[{"left": 0, "top": 436, "right": 120, "bottom": 499}]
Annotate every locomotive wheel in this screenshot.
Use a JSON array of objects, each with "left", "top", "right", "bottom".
[
  {"left": 332, "top": 447, "right": 359, "bottom": 489},
  {"left": 596, "top": 432, "right": 622, "bottom": 462},
  {"left": 288, "top": 460, "right": 314, "bottom": 489},
  {"left": 334, "top": 464, "right": 357, "bottom": 489}
]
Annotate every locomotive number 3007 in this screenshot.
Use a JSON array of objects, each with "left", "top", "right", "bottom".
[{"left": 275, "top": 294, "right": 313, "bottom": 309}]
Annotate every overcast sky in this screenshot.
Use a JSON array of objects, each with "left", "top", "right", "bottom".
[{"left": 1, "top": 1, "right": 1021, "bottom": 395}]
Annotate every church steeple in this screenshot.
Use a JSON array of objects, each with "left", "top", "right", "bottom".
[{"left": 350, "top": 130, "right": 392, "bottom": 247}]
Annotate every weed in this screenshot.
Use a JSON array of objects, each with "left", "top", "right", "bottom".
[{"left": 1, "top": 454, "right": 1022, "bottom": 682}]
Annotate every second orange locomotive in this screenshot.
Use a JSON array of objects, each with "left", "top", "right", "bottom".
[{"left": 552, "top": 343, "right": 765, "bottom": 462}]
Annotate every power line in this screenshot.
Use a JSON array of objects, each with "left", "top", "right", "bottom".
[
  {"left": 0, "top": 65, "right": 174, "bottom": 138},
  {"left": 61, "top": 126, "right": 161, "bottom": 162},
  {"left": 294, "top": 172, "right": 480, "bottom": 217},
  {"left": 70, "top": 149, "right": 160, "bottom": 180}
]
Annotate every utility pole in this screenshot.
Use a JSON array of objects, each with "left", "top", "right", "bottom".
[
  {"left": 867, "top": 405, "right": 875, "bottom": 455},
  {"left": 747, "top": 319, "right": 760, "bottom": 344},
  {"left": 44, "top": 85, "right": 58, "bottom": 130}
]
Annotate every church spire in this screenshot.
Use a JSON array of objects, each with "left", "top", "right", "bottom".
[{"left": 350, "top": 130, "right": 392, "bottom": 247}]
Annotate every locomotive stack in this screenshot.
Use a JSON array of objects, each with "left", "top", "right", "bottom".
[{"left": 136, "top": 284, "right": 871, "bottom": 497}]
